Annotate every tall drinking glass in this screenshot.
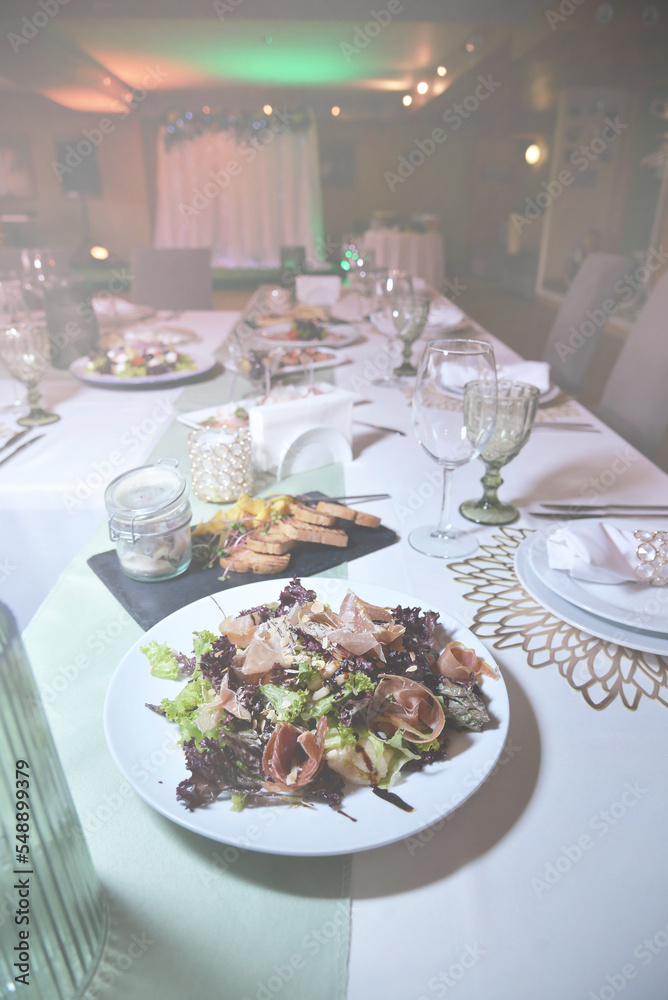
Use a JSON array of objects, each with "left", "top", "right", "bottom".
[
  {"left": 460, "top": 380, "right": 539, "bottom": 525},
  {"left": 409, "top": 338, "right": 497, "bottom": 558},
  {"left": 0, "top": 277, "right": 59, "bottom": 426},
  {"left": 369, "top": 270, "right": 415, "bottom": 386},
  {"left": 0, "top": 603, "right": 107, "bottom": 998}
]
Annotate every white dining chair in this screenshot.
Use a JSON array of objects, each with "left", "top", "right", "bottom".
[
  {"left": 130, "top": 248, "right": 212, "bottom": 309},
  {"left": 542, "top": 252, "right": 635, "bottom": 396},
  {"left": 596, "top": 269, "right": 668, "bottom": 459}
]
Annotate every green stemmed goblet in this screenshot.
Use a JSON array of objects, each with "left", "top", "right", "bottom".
[{"left": 459, "top": 380, "right": 539, "bottom": 525}]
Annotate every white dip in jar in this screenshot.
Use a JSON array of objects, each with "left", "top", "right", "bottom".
[{"left": 104, "top": 459, "right": 192, "bottom": 581}]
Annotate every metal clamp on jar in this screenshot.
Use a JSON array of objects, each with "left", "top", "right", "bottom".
[{"left": 104, "top": 459, "right": 192, "bottom": 581}]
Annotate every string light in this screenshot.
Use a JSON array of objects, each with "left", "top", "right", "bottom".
[
  {"left": 437, "top": 66, "right": 447, "bottom": 77},
  {"left": 331, "top": 105, "right": 341, "bottom": 117},
  {"left": 402, "top": 95, "right": 412, "bottom": 107},
  {"left": 263, "top": 104, "right": 273, "bottom": 115},
  {"left": 417, "top": 82, "right": 428, "bottom": 95}
]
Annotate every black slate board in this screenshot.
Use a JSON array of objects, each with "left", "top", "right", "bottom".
[{"left": 88, "top": 506, "right": 397, "bottom": 631}]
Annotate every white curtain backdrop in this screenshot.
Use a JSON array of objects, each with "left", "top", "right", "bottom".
[{"left": 153, "top": 118, "right": 325, "bottom": 268}]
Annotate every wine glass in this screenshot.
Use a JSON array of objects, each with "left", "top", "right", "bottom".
[
  {"left": 409, "top": 338, "right": 497, "bottom": 559},
  {"left": 460, "top": 380, "right": 539, "bottom": 525},
  {"left": 369, "top": 270, "right": 414, "bottom": 385},
  {"left": 0, "top": 284, "right": 59, "bottom": 426},
  {"left": 0, "top": 280, "right": 30, "bottom": 416},
  {"left": 394, "top": 291, "right": 431, "bottom": 378}
]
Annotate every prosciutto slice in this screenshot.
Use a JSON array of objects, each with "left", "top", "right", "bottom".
[
  {"left": 219, "top": 611, "right": 265, "bottom": 649},
  {"left": 367, "top": 674, "right": 445, "bottom": 744},
  {"left": 195, "top": 673, "right": 251, "bottom": 734},
  {"left": 234, "top": 620, "right": 294, "bottom": 682},
  {"left": 435, "top": 642, "right": 498, "bottom": 683},
  {"left": 338, "top": 591, "right": 405, "bottom": 649},
  {"left": 262, "top": 716, "right": 327, "bottom": 792}
]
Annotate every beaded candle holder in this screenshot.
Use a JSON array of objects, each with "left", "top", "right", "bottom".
[{"left": 188, "top": 427, "right": 253, "bottom": 503}]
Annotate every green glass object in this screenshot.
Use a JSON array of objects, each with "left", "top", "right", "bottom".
[{"left": 460, "top": 380, "right": 539, "bottom": 525}]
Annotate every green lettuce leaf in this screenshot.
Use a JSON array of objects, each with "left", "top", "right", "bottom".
[
  {"left": 260, "top": 683, "right": 310, "bottom": 723},
  {"left": 141, "top": 640, "right": 180, "bottom": 679}
]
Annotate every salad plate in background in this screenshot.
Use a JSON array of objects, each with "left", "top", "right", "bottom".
[
  {"left": 103, "top": 578, "right": 509, "bottom": 857},
  {"left": 70, "top": 346, "right": 217, "bottom": 387},
  {"left": 255, "top": 321, "right": 358, "bottom": 349}
]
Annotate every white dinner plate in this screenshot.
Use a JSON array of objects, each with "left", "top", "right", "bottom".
[
  {"left": 223, "top": 351, "right": 348, "bottom": 379},
  {"left": 514, "top": 538, "right": 668, "bottom": 656},
  {"left": 443, "top": 381, "right": 557, "bottom": 403},
  {"left": 92, "top": 299, "right": 155, "bottom": 325},
  {"left": 527, "top": 525, "right": 668, "bottom": 635},
  {"left": 103, "top": 578, "right": 509, "bottom": 857},
  {"left": 254, "top": 322, "right": 358, "bottom": 349},
  {"left": 69, "top": 353, "right": 218, "bottom": 388}
]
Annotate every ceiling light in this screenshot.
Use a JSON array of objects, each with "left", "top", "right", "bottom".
[
  {"left": 417, "top": 82, "right": 428, "bottom": 95},
  {"left": 263, "top": 104, "right": 273, "bottom": 115},
  {"left": 525, "top": 143, "right": 541, "bottom": 165},
  {"left": 437, "top": 66, "right": 447, "bottom": 77},
  {"left": 90, "top": 246, "right": 110, "bottom": 261},
  {"left": 331, "top": 105, "right": 341, "bottom": 117},
  {"left": 102, "top": 77, "right": 111, "bottom": 86},
  {"left": 402, "top": 95, "right": 412, "bottom": 107}
]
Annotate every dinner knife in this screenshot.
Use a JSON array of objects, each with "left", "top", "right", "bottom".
[
  {"left": 540, "top": 503, "right": 668, "bottom": 511},
  {"left": 533, "top": 422, "right": 600, "bottom": 432},
  {"left": 529, "top": 511, "right": 668, "bottom": 519},
  {"left": 0, "top": 434, "right": 44, "bottom": 468},
  {"left": 0, "top": 427, "right": 30, "bottom": 455}
]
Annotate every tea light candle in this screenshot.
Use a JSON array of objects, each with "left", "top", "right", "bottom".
[{"left": 188, "top": 427, "right": 253, "bottom": 503}]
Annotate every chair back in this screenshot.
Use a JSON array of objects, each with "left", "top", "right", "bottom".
[
  {"left": 596, "top": 269, "right": 668, "bottom": 458},
  {"left": 130, "top": 248, "right": 212, "bottom": 309},
  {"left": 542, "top": 252, "right": 635, "bottom": 396}
]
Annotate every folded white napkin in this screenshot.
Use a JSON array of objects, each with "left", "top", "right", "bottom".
[
  {"left": 295, "top": 275, "right": 341, "bottom": 306},
  {"left": 249, "top": 382, "right": 353, "bottom": 473},
  {"left": 545, "top": 522, "right": 645, "bottom": 584},
  {"left": 428, "top": 297, "right": 465, "bottom": 329},
  {"left": 498, "top": 361, "right": 551, "bottom": 394}
]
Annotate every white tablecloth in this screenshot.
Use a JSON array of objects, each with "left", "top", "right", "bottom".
[
  {"left": 5, "top": 308, "right": 668, "bottom": 999},
  {"left": 361, "top": 230, "right": 445, "bottom": 289}
]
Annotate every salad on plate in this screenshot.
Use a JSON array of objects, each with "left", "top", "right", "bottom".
[
  {"left": 85, "top": 343, "right": 196, "bottom": 378},
  {"left": 142, "top": 577, "right": 498, "bottom": 816}
]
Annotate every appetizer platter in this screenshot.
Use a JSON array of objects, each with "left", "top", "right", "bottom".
[
  {"left": 103, "top": 577, "right": 509, "bottom": 855},
  {"left": 224, "top": 345, "right": 346, "bottom": 379},
  {"left": 255, "top": 320, "right": 357, "bottom": 349}
]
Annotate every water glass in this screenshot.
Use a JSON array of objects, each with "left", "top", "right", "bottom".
[
  {"left": 460, "top": 380, "right": 539, "bottom": 525},
  {"left": 0, "top": 603, "right": 107, "bottom": 998}
]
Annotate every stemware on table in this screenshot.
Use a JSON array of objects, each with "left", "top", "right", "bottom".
[
  {"left": 460, "top": 380, "right": 539, "bottom": 525},
  {"left": 0, "top": 278, "right": 60, "bottom": 427},
  {"left": 368, "top": 269, "right": 416, "bottom": 385},
  {"left": 409, "top": 337, "right": 497, "bottom": 559}
]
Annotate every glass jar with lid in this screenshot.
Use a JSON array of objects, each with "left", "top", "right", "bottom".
[{"left": 104, "top": 458, "right": 192, "bottom": 581}]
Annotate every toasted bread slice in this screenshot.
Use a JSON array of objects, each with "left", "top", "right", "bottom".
[
  {"left": 246, "top": 525, "right": 296, "bottom": 555},
  {"left": 219, "top": 548, "right": 291, "bottom": 574},
  {"left": 293, "top": 503, "right": 338, "bottom": 527},
  {"left": 353, "top": 511, "right": 382, "bottom": 529},
  {"left": 282, "top": 518, "right": 349, "bottom": 547},
  {"left": 315, "top": 500, "right": 358, "bottom": 522}
]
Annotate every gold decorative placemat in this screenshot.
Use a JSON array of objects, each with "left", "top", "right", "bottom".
[
  {"left": 399, "top": 383, "right": 580, "bottom": 420},
  {"left": 447, "top": 527, "right": 668, "bottom": 711}
]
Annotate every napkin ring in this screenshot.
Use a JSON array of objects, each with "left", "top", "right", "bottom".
[{"left": 634, "top": 530, "right": 668, "bottom": 586}]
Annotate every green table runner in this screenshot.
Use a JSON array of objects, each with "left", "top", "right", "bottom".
[{"left": 23, "top": 359, "right": 351, "bottom": 1000}]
